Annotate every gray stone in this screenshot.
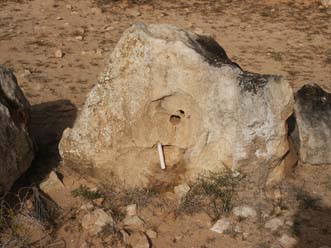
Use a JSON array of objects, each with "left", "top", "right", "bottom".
[
  {"left": 210, "top": 218, "right": 231, "bottom": 234},
  {"left": 60, "top": 23, "right": 294, "bottom": 191},
  {"left": 122, "top": 215, "right": 145, "bottom": 231},
  {"left": 265, "top": 217, "right": 284, "bottom": 231},
  {"left": 293, "top": 84, "right": 331, "bottom": 164},
  {"left": 0, "top": 65, "right": 34, "bottom": 193},
  {"left": 233, "top": 205, "right": 257, "bottom": 218},
  {"left": 174, "top": 183, "right": 190, "bottom": 199},
  {"left": 278, "top": 234, "right": 297, "bottom": 248},
  {"left": 81, "top": 208, "right": 114, "bottom": 235},
  {"left": 40, "top": 171, "right": 64, "bottom": 193}
]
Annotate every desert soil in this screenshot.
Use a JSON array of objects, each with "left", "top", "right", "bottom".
[{"left": 1, "top": 0, "right": 331, "bottom": 247}]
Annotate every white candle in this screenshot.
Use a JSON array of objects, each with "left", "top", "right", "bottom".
[{"left": 157, "top": 143, "right": 166, "bottom": 170}]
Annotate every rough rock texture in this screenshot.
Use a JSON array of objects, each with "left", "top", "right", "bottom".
[
  {"left": 0, "top": 65, "right": 34, "bottom": 193},
  {"left": 293, "top": 84, "right": 331, "bottom": 164},
  {"left": 59, "top": 23, "right": 294, "bottom": 190}
]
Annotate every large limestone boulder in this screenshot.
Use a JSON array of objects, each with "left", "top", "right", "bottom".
[
  {"left": 293, "top": 84, "right": 331, "bottom": 164},
  {"left": 59, "top": 23, "right": 294, "bottom": 189},
  {"left": 0, "top": 65, "right": 34, "bottom": 193}
]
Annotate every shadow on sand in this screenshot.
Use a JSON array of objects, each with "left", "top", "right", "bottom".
[
  {"left": 292, "top": 191, "right": 331, "bottom": 248},
  {"left": 13, "top": 99, "right": 77, "bottom": 189}
]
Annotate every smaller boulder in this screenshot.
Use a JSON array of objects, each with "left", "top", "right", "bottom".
[
  {"left": 126, "top": 204, "right": 137, "bottom": 216},
  {"left": 233, "top": 205, "right": 257, "bottom": 219},
  {"left": 278, "top": 234, "right": 297, "bottom": 248},
  {"left": 122, "top": 215, "right": 145, "bottom": 232},
  {"left": 81, "top": 208, "right": 114, "bottom": 235},
  {"left": 210, "top": 218, "right": 231, "bottom": 234},
  {"left": 265, "top": 218, "right": 284, "bottom": 231},
  {"left": 174, "top": 183, "right": 190, "bottom": 199},
  {"left": 40, "top": 171, "right": 64, "bottom": 193}
]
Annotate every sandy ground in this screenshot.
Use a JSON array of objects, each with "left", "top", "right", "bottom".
[{"left": 1, "top": 0, "right": 331, "bottom": 247}]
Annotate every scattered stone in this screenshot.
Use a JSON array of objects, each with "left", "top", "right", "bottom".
[
  {"left": 234, "top": 225, "right": 242, "bottom": 233},
  {"left": 174, "top": 183, "right": 190, "bottom": 199},
  {"left": 146, "top": 229, "right": 157, "bottom": 239},
  {"left": 278, "top": 234, "right": 297, "bottom": 248},
  {"left": 233, "top": 205, "right": 257, "bottom": 219},
  {"left": 81, "top": 209, "right": 114, "bottom": 235},
  {"left": 126, "top": 204, "right": 137, "bottom": 216},
  {"left": 122, "top": 215, "right": 145, "bottom": 231},
  {"left": 56, "top": 16, "right": 63, "bottom": 20},
  {"left": 127, "top": 8, "right": 141, "bottom": 17},
  {"left": 93, "top": 197, "right": 104, "bottom": 206},
  {"left": 54, "top": 49, "right": 64, "bottom": 58},
  {"left": 0, "top": 65, "right": 34, "bottom": 193},
  {"left": 242, "top": 232, "right": 250, "bottom": 240},
  {"left": 127, "top": 232, "right": 150, "bottom": 248},
  {"left": 40, "top": 171, "right": 64, "bottom": 193},
  {"left": 80, "top": 202, "right": 94, "bottom": 211},
  {"left": 265, "top": 218, "right": 284, "bottom": 231},
  {"left": 293, "top": 84, "right": 331, "bottom": 164},
  {"left": 95, "top": 48, "right": 103, "bottom": 57},
  {"left": 75, "top": 35, "right": 84, "bottom": 41},
  {"left": 66, "top": 4, "right": 73, "bottom": 11},
  {"left": 20, "top": 69, "right": 31, "bottom": 78},
  {"left": 210, "top": 218, "right": 231, "bottom": 234}
]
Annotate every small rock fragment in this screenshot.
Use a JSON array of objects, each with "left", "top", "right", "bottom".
[
  {"left": 278, "top": 234, "right": 297, "bottom": 248},
  {"left": 81, "top": 208, "right": 114, "bottom": 235},
  {"left": 146, "top": 229, "right": 157, "bottom": 239},
  {"left": 40, "top": 171, "right": 64, "bottom": 193},
  {"left": 123, "top": 215, "right": 145, "bottom": 231},
  {"left": 80, "top": 202, "right": 94, "bottom": 211},
  {"left": 265, "top": 218, "right": 284, "bottom": 231},
  {"left": 126, "top": 204, "right": 137, "bottom": 216},
  {"left": 174, "top": 183, "right": 190, "bottom": 199},
  {"left": 93, "top": 197, "right": 104, "bottom": 206},
  {"left": 54, "top": 49, "right": 64, "bottom": 58},
  {"left": 210, "top": 218, "right": 231, "bottom": 234},
  {"left": 66, "top": 4, "right": 73, "bottom": 11},
  {"left": 75, "top": 35, "right": 84, "bottom": 41},
  {"left": 20, "top": 69, "right": 31, "bottom": 78},
  {"left": 233, "top": 205, "right": 257, "bottom": 219}
]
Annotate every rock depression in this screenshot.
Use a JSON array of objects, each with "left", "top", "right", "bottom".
[{"left": 59, "top": 23, "right": 294, "bottom": 190}]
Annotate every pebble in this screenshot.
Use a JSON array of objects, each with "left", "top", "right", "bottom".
[
  {"left": 278, "top": 234, "right": 297, "bottom": 248},
  {"left": 123, "top": 215, "right": 145, "bottom": 231},
  {"left": 146, "top": 229, "right": 157, "bottom": 239},
  {"left": 75, "top": 35, "right": 84, "bottom": 41},
  {"left": 265, "top": 218, "right": 284, "bottom": 231},
  {"left": 210, "top": 218, "right": 231, "bottom": 234},
  {"left": 54, "top": 49, "right": 64, "bottom": 58},
  {"left": 81, "top": 208, "right": 114, "bottom": 235},
  {"left": 174, "top": 183, "right": 190, "bottom": 199},
  {"left": 233, "top": 205, "right": 257, "bottom": 219},
  {"left": 126, "top": 204, "right": 137, "bottom": 216}
]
